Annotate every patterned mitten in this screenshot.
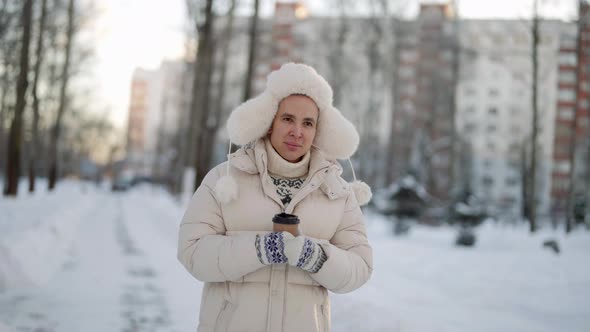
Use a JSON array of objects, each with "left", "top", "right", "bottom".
[
  {"left": 255, "top": 231, "right": 294, "bottom": 265},
  {"left": 284, "top": 236, "right": 327, "bottom": 273}
]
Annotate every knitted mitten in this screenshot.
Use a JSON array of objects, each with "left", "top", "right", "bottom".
[
  {"left": 284, "top": 236, "right": 327, "bottom": 273},
  {"left": 255, "top": 231, "right": 294, "bottom": 265}
]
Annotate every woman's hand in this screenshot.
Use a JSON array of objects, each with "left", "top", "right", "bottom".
[
  {"left": 255, "top": 231, "right": 294, "bottom": 265},
  {"left": 284, "top": 236, "right": 327, "bottom": 273}
]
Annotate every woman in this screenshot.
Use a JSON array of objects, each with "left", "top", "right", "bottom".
[{"left": 178, "top": 63, "right": 373, "bottom": 332}]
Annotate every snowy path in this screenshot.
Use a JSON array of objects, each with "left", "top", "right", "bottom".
[{"left": 0, "top": 188, "right": 201, "bottom": 332}]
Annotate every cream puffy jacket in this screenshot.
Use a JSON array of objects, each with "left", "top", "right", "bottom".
[{"left": 178, "top": 139, "right": 373, "bottom": 332}]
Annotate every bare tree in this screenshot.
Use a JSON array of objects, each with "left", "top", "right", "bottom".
[
  {"left": 0, "top": 33, "right": 18, "bottom": 177},
  {"left": 324, "top": 0, "right": 351, "bottom": 107},
  {"left": 360, "top": 0, "right": 387, "bottom": 187},
  {"left": 186, "top": 0, "right": 216, "bottom": 190},
  {"left": 47, "top": 0, "right": 75, "bottom": 191},
  {"left": 192, "top": 0, "right": 238, "bottom": 188},
  {"left": 27, "top": 0, "right": 48, "bottom": 192},
  {"left": 0, "top": 0, "right": 16, "bottom": 41},
  {"left": 527, "top": 0, "right": 540, "bottom": 232},
  {"left": 243, "top": 0, "right": 259, "bottom": 101},
  {"left": 3, "top": 0, "right": 32, "bottom": 196},
  {"left": 210, "top": 0, "right": 236, "bottom": 144},
  {"left": 214, "top": 0, "right": 236, "bottom": 120}
]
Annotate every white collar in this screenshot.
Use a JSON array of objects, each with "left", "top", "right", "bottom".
[{"left": 264, "top": 138, "right": 310, "bottom": 178}]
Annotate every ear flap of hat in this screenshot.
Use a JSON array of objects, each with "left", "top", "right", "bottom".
[
  {"left": 351, "top": 180, "right": 372, "bottom": 206},
  {"left": 314, "top": 106, "right": 359, "bottom": 159},
  {"left": 227, "top": 91, "right": 278, "bottom": 145}
]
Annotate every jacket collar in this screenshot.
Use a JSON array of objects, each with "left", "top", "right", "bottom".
[{"left": 229, "top": 139, "right": 349, "bottom": 200}]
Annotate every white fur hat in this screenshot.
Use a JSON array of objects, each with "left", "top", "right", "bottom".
[
  {"left": 217, "top": 62, "right": 371, "bottom": 205},
  {"left": 227, "top": 62, "right": 359, "bottom": 159}
]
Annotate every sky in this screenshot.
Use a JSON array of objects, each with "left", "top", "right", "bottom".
[
  {"left": 90, "top": 0, "right": 578, "bottom": 130},
  {"left": 91, "top": 0, "right": 186, "bottom": 129}
]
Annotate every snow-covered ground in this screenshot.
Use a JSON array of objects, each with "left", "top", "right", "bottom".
[{"left": 0, "top": 180, "right": 589, "bottom": 332}]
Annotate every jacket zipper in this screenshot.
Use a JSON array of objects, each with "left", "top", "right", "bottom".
[
  {"left": 285, "top": 167, "right": 329, "bottom": 214},
  {"left": 319, "top": 305, "right": 327, "bottom": 332},
  {"left": 215, "top": 300, "right": 229, "bottom": 332}
]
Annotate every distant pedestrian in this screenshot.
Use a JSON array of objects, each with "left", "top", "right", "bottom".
[{"left": 178, "top": 63, "right": 373, "bottom": 332}]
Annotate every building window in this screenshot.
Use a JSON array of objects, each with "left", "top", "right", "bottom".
[
  {"left": 464, "top": 105, "right": 476, "bottom": 114},
  {"left": 464, "top": 87, "right": 476, "bottom": 96},
  {"left": 488, "top": 107, "right": 499, "bottom": 115},
  {"left": 399, "top": 66, "right": 415, "bottom": 79},
  {"left": 501, "top": 196, "right": 518, "bottom": 206},
  {"left": 558, "top": 89, "right": 576, "bottom": 102},
  {"left": 553, "top": 161, "right": 571, "bottom": 174},
  {"left": 558, "top": 107, "right": 575, "bottom": 120},
  {"left": 558, "top": 53, "right": 577, "bottom": 66},
  {"left": 508, "top": 160, "right": 520, "bottom": 169},
  {"left": 489, "top": 88, "right": 499, "bottom": 97},
  {"left": 509, "top": 124, "right": 521, "bottom": 133},
  {"left": 505, "top": 177, "right": 518, "bottom": 186},
  {"left": 464, "top": 122, "right": 476, "bottom": 134},
  {"left": 555, "top": 124, "right": 572, "bottom": 137},
  {"left": 561, "top": 36, "right": 577, "bottom": 49},
  {"left": 559, "top": 71, "right": 576, "bottom": 84},
  {"left": 487, "top": 124, "right": 497, "bottom": 132},
  {"left": 482, "top": 176, "right": 494, "bottom": 186}
]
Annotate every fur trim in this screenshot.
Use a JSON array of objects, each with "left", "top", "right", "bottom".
[
  {"left": 227, "top": 92, "right": 277, "bottom": 146},
  {"left": 225, "top": 62, "right": 359, "bottom": 159},
  {"left": 266, "top": 63, "right": 333, "bottom": 113},
  {"left": 314, "top": 107, "right": 359, "bottom": 159},
  {"left": 351, "top": 180, "right": 372, "bottom": 206},
  {"left": 214, "top": 175, "right": 238, "bottom": 204}
]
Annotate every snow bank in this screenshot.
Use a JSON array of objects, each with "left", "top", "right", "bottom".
[{"left": 0, "top": 180, "right": 98, "bottom": 290}]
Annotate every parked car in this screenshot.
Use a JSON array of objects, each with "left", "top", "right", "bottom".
[{"left": 111, "top": 177, "right": 131, "bottom": 192}]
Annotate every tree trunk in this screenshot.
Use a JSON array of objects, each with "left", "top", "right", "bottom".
[
  {"left": 201, "top": 0, "right": 236, "bottom": 179},
  {"left": 386, "top": 19, "right": 399, "bottom": 185},
  {"left": 189, "top": 0, "right": 215, "bottom": 191},
  {"left": 529, "top": 0, "right": 539, "bottom": 232},
  {"left": 214, "top": 0, "right": 235, "bottom": 120},
  {"left": 449, "top": 0, "right": 460, "bottom": 195},
  {"left": 521, "top": 141, "right": 531, "bottom": 222},
  {"left": 242, "top": 0, "right": 259, "bottom": 101},
  {"left": 48, "top": 0, "right": 74, "bottom": 191},
  {"left": 3, "top": 0, "right": 33, "bottom": 196},
  {"left": 171, "top": 63, "right": 191, "bottom": 196},
  {"left": 28, "top": 0, "right": 48, "bottom": 193},
  {"left": 329, "top": 0, "right": 349, "bottom": 108},
  {"left": 0, "top": 53, "right": 11, "bottom": 178}
]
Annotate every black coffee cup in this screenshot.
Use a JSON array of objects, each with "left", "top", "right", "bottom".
[{"left": 272, "top": 213, "right": 300, "bottom": 236}]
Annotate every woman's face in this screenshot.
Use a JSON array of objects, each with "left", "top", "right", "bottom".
[{"left": 269, "top": 95, "right": 319, "bottom": 162}]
